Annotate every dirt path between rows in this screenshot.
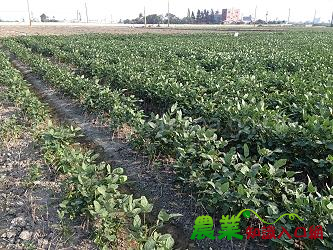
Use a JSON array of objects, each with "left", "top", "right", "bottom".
[
  {"left": 5, "top": 52, "right": 240, "bottom": 250},
  {"left": 0, "top": 86, "right": 96, "bottom": 250}
]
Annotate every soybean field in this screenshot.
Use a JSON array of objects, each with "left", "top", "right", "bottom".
[{"left": 1, "top": 30, "right": 333, "bottom": 249}]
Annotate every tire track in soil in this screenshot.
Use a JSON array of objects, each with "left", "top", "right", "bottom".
[{"left": 6, "top": 53, "right": 239, "bottom": 250}]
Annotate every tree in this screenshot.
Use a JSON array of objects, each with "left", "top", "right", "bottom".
[
  {"left": 40, "top": 13, "right": 47, "bottom": 22},
  {"left": 196, "top": 9, "right": 201, "bottom": 23},
  {"left": 165, "top": 13, "right": 181, "bottom": 24},
  {"left": 183, "top": 9, "right": 192, "bottom": 24},
  {"left": 203, "top": 9, "right": 209, "bottom": 23},
  {"left": 191, "top": 11, "right": 195, "bottom": 20},
  {"left": 210, "top": 9, "right": 215, "bottom": 24},
  {"left": 255, "top": 19, "right": 266, "bottom": 25},
  {"left": 214, "top": 10, "right": 221, "bottom": 24},
  {"left": 146, "top": 14, "right": 163, "bottom": 24}
]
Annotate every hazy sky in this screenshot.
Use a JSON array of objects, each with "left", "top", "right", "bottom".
[{"left": 0, "top": 0, "right": 332, "bottom": 22}]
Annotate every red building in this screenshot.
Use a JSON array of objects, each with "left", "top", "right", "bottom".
[{"left": 222, "top": 8, "right": 241, "bottom": 23}]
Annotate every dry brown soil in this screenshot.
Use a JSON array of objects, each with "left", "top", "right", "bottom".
[{"left": 0, "top": 23, "right": 288, "bottom": 37}]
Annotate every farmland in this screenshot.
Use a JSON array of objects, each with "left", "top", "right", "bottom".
[{"left": 1, "top": 30, "right": 333, "bottom": 249}]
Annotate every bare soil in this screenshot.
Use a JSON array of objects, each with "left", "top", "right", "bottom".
[
  {"left": 0, "top": 86, "right": 96, "bottom": 250},
  {"left": 0, "top": 23, "right": 289, "bottom": 37}
]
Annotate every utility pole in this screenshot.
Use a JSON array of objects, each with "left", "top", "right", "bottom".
[
  {"left": 167, "top": 0, "right": 170, "bottom": 27},
  {"left": 26, "top": 0, "right": 31, "bottom": 26},
  {"left": 266, "top": 11, "right": 268, "bottom": 23},
  {"left": 85, "top": 2, "right": 89, "bottom": 23},
  {"left": 144, "top": 6, "right": 147, "bottom": 27},
  {"left": 288, "top": 8, "right": 290, "bottom": 24},
  {"left": 254, "top": 6, "right": 257, "bottom": 26},
  {"left": 313, "top": 9, "right": 316, "bottom": 25},
  {"left": 331, "top": 11, "right": 333, "bottom": 27}
]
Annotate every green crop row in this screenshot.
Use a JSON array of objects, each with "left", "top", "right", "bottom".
[
  {"left": 2, "top": 39, "right": 144, "bottom": 132},
  {"left": 15, "top": 33, "right": 333, "bottom": 186},
  {"left": 0, "top": 50, "right": 178, "bottom": 250},
  {"left": 3, "top": 32, "right": 333, "bottom": 249}
]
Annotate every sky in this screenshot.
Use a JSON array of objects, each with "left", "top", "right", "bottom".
[{"left": 0, "top": 0, "right": 332, "bottom": 23}]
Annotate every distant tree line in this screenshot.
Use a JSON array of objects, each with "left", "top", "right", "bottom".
[
  {"left": 123, "top": 8, "right": 224, "bottom": 25},
  {"left": 122, "top": 8, "right": 292, "bottom": 25}
]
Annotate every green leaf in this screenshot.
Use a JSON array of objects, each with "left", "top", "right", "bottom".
[
  {"left": 326, "top": 202, "right": 333, "bottom": 210},
  {"left": 207, "top": 181, "right": 215, "bottom": 188},
  {"left": 112, "top": 168, "right": 124, "bottom": 175},
  {"left": 224, "top": 149, "right": 235, "bottom": 166},
  {"left": 244, "top": 144, "right": 249, "bottom": 158},
  {"left": 133, "top": 214, "right": 141, "bottom": 228},
  {"left": 78, "top": 174, "right": 84, "bottom": 184},
  {"left": 286, "top": 171, "right": 298, "bottom": 177},
  {"left": 94, "top": 200, "right": 101, "bottom": 212},
  {"left": 205, "top": 129, "right": 215, "bottom": 139},
  {"left": 140, "top": 196, "right": 153, "bottom": 212},
  {"left": 148, "top": 121, "right": 156, "bottom": 129},
  {"left": 158, "top": 209, "right": 170, "bottom": 222},
  {"left": 268, "top": 203, "right": 279, "bottom": 215},
  {"left": 141, "top": 196, "right": 149, "bottom": 207},
  {"left": 170, "top": 103, "right": 178, "bottom": 113},
  {"left": 216, "top": 182, "right": 229, "bottom": 195},
  {"left": 240, "top": 165, "right": 250, "bottom": 175},
  {"left": 158, "top": 209, "right": 182, "bottom": 222},
  {"left": 269, "top": 163, "right": 276, "bottom": 175},
  {"left": 105, "top": 233, "right": 116, "bottom": 241},
  {"left": 307, "top": 176, "right": 317, "bottom": 193},
  {"left": 119, "top": 175, "right": 128, "bottom": 183},
  {"left": 97, "top": 186, "right": 106, "bottom": 196},
  {"left": 144, "top": 238, "right": 156, "bottom": 250},
  {"left": 267, "top": 206, "right": 273, "bottom": 215},
  {"left": 132, "top": 208, "right": 142, "bottom": 216},
  {"left": 160, "top": 234, "right": 174, "bottom": 249},
  {"left": 274, "top": 159, "right": 287, "bottom": 168},
  {"left": 166, "top": 237, "right": 174, "bottom": 249},
  {"left": 237, "top": 184, "right": 245, "bottom": 195}
]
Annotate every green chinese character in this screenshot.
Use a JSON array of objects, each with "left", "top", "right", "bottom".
[
  {"left": 218, "top": 215, "right": 243, "bottom": 240},
  {"left": 191, "top": 215, "right": 215, "bottom": 240}
]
